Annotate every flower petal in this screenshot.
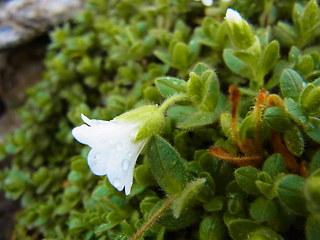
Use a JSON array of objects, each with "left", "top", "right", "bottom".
[
  {"left": 72, "top": 114, "right": 147, "bottom": 195},
  {"left": 87, "top": 138, "right": 148, "bottom": 195},
  {"left": 72, "top": 117, "right": 129, "bottom": 148},
  {"left": 226, "top": 8, "right": 242, "bottom": 24},
  {"left": 81, "top": 113, "right": 110, "bottom": 126}
]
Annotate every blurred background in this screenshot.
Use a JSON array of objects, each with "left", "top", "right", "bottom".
[{"left": 0, "top": 1, "right": 84, "bottom": 239}]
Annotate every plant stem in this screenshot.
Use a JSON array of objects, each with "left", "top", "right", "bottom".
[
  {"left": 131, "top": 196, "right": 174, "bottom": 240},
  {"left": 229, "top": 85, "right": 240, "bottom": 144},
  {"left": 159, "top": 94, "right": 189, "bottom": 113}
]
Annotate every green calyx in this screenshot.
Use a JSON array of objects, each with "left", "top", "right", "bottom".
[
  {"left": 116, "top": 105, "right": 165, "bottom": 142},
  {"left": 225, "top": 10, "right": 257, "bottom": 50}
]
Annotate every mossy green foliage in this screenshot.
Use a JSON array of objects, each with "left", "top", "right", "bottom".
[{"left": 1, "top": 0, "right": 320, "bottom": 239}]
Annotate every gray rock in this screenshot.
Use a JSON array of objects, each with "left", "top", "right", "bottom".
[{"left": 0, "top": 0, "right": 84, "bottom": 49}]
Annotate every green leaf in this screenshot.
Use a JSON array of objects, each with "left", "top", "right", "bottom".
[
  {"left": 306, "top": 214, "right": 320, "bottom": 240},
  {"left": 226, "top": 181, "right": 246, "bottom": 215},
  {"left": 262, "top": 154, "right": 287, "bottom": 178},
  {"left": 167, "top": 105, "right": 198, "bottom": 123},
  {"left": 301, "top": 0, "right": 320, "bottom": 34},
  {"left": 173, "top": 178, "right": 206, "bottom": 218},
  {"left": 260, "top": 40, "right": 280, "bottom": 75},
  {"left": 233, "top": 51, "right": 257, "bottom": 71},
  {"left": 297, "top": 55, "right": 314, "bottom": 75},
  {"left": 276, "top": 175, "right": 308, "bottom": 216},
  {"left": 71, "top": 157, "right": 89, "bottom": 174},
  {"left": 187, "top": 72, "right": 202, "bottom": 104},
  {"left": 220, "top": 113, "right": 233, "bottom": 140},
  {"left": 239, "top": 114, "right": 255, "bottom": 140},
  {"left": 95, "top": 223, "right": 117, "bottom": 233},
  {"left": 235, "top": 167, "right": 260, "bottom": 195},
  {"left": 203, "top": 196, "right": 224, "bottom": 212},
  {"left": 199, "top": 215, "right": 226, "bottom": 240},
  {"left": 303, "top": 117, "right": 320, "bottom": 142},
  {"left": 147, "top": 136, "right": 187, "bottom": 194},
  {"left": 172, "top": 42, "right": 189, "bottom": 70},
  {"left": 255, "top": 180, "right": 277, "bottom": 199},
  {"left": 198, "top": 70, "right": 220, "bottom": 112},
  {"left": 309, "top": 150, "right": 320, "bottom": 174},
  {"left": 273, "top": 22, "right": 297, "bottom": 47},
  {"left": 134, "top": 164, "right": 156, "bottom": 187},
  {"left": 156, "top": 227, "right": 166, "bottom": 240},
  {"left": 188, "top": 39, "right": 201, "bottom": 63},
  {"left": 280, "top": 69, "right": 304, "bottom": 101},
  {"left": 223, "top": 49, "right": 253, "bottom": 79},
  {"left": 304, "top": 169, "right": 320, "bottom": 213},
  {"left": 283, "top": 125, "right": 304, "bottom": 156},
  {"left": 300, "top": 83, "right": 315, "bottom": 107},
  {"left": 192, "top": 62, "right": 211, "bottom": 76},
  {"left": 301, "top": 85, "right": 320, "bottom": 116},
  {"left": 292, "top": 3, "right": 304, "bottom": 32},
  {"left": 284, "top": 97, "right": 308, "bottom": 124},
  {"left": 197, "top": 151, "right": 234, "bottom": 193},
  {"left": 249, "top": 197, "right": 277, "bottom": 222},
  {"left": 196, "top": 172, "right": 216, "bottom": 203},
  {"left": 263, "top": 107, "right": 292, "bottom": 132},
  {"left": 154, "top": 199, "right": 200, "bottom": 230},
  {"left": 154, "top": 50, "right": 172, "bottom": 66},
  {"left": 288, "top": 46, "right": 301, "bottom": 65},
  {"left": 255, "top": 172, "right": 277, "bottom": 200},
  {"left": 228, "top": 219, "right": 283, "bottom": 240},
  {"left": 155, "top": 76, "right": 187, "bottom": 98},
  {"left": 177, "top": 110, "right": 216, "bottom": 129},
  {"left": 267, "top": 207, "right": 295, "bottom": 233}
]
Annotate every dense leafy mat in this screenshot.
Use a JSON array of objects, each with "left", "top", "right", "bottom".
[{"left": 1, "top": 0, "right": 320, "bottom": 239}]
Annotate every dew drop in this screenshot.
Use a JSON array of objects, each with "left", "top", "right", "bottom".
[
  {"left": 113, "top": 178, "right": 121, "bottom": 188},
  {"left": 127, "top": 152, "right": 133, "bottom": 158},
  {"left": 116, "top": 143, "right": 125, "bottom": 151},
  {"left": 122, "top": 159, "right": 129, "bottom": 170}
]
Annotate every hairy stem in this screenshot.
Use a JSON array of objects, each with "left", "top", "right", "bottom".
[
  {"left": 131, "top": 196, "right": 174, "bottom": 240},
  {"left": 253, "top": 89, "right": 268, "bottom": 154},
  {"left": 271, "top": 132, "right": 300, "bottom": 173},
  {"left": 209, "top": 147, "right": 261, "bottom": 167},
  {"left": 159, "top": 94, "right": 189, "bottom": 113},
  {"left": 229, "top": 85, "right": 240, "bottom": 144}
]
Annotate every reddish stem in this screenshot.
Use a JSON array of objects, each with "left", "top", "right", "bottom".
[{"left": 271, "top": 132, "right": 300, "bottom": 173}]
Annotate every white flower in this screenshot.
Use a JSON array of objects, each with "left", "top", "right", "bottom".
[
  {"left": 201, "top": 0, "right": 213, "bottom": 6},
  {"left": 225, "top": 8, "right": 242, "bottom": 24},
  {"left": 72, "top": 114, "right": 148, "bottom": 195}
]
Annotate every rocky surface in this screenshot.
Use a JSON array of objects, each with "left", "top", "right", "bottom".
[
  {"left": 0, "top": 36, "right": 48, "bottom": 240},
  {"left": 0, "top": 0, "right": 84, "bottom": 49}
]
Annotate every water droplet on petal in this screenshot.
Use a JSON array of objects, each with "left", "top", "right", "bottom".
[
  {"left": 116, "top": 143, "right": 124, "bottom": 151},
  {"left": 113, "top": 178, "right": 121, "bottom": 188},
  {"left": 122, "top": 159, "right": 129, "bottom": 170},
  {"left": 127, "top": 152, "right": 133, "bottom": 158}
]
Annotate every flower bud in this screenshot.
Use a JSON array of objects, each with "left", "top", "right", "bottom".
[{"left": 225, "top": 8, "right": 258, "bottom": 51}]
